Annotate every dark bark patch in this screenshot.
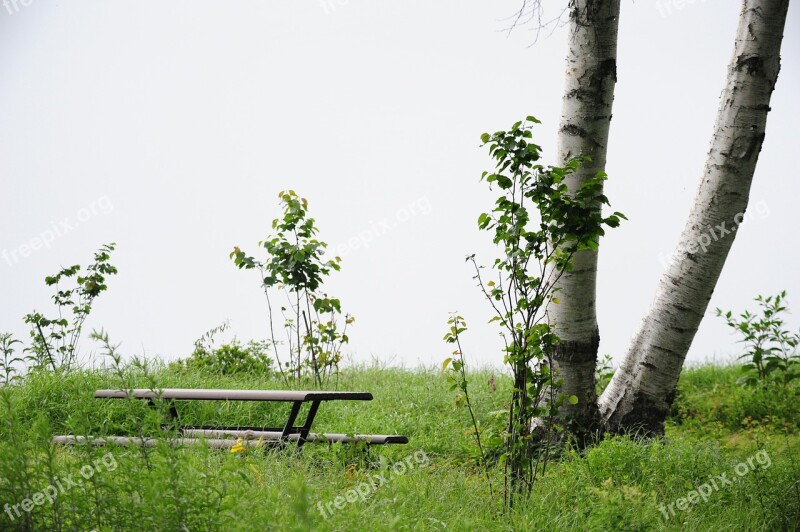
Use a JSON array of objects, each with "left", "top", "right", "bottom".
[
  {"left": 742, "top": 132, "right": 766, "bottom": 161},
  {"left": 593, "top": 58, "right": 617, "bottom": 86},
  {"left": 552, "top": 330, "right": 600, "bottom": 363},
  {"left": 735, "top": 55, "right": 765, "bottom": 76},
  {"left": 670, "top": 302, "right": 698, "bottom": 315},
  {"left": 559, "top": 124, "right": 602, "bottom": 149},
  {"left": 562, "top": 400, "right": 603, "bottom": 449},
  {"left": 607, "top": 389, "right": 670, "bottom": 437}
]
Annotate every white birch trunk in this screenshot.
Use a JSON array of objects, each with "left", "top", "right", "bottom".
[
  {"left": 549, "top": 0, "right": 620, "bottom": 433},
  {"left": 598, "top": 0, "right": 790, "bottom": 435}
]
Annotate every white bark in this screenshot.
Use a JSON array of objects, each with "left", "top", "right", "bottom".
[
  {"left": 599, "top": 0, "right": 790, "bottom": 434},
  {"left": 549, "top": 0, "right": 620, "bottom": 432}
]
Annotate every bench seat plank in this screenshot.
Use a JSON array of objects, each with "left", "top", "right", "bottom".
[{"left": 94, "top": 389, "right": 373, "bottom": 402}]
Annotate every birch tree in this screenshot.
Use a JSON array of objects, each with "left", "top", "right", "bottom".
[
  {"left": 598, "top": 0, "right": 791, "bottom": 435},
  {"left": 546, "top": 0, "right": 621, "bottom": 434}
]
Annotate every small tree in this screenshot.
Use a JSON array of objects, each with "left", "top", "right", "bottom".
[
  {"left": 23, "top": 243, "right": 117, "bottom": 372},
  {"left": 717, "top": 291, "right": 800, "bottom": 389},
  {"left": 449, "top": 117, "right": 623, "bottom": 507},
  {"left": 231, "top": 191, "right": 352, "bottom": 387}
]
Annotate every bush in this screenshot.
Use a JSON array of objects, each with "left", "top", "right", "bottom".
[
  {"left": 176, "top": 340, "right": 274, "bottom": 377},
  {"left": 716, "top": 291, "right": 800, "bottom": 388}
]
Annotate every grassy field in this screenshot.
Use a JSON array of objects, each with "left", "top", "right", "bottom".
[{"left": 0, "top": 362, "right": 798, "bottom": 531}]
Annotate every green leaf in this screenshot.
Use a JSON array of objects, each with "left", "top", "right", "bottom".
[{"left": 441, "top": 358, "right": 452, "bottom": 373}]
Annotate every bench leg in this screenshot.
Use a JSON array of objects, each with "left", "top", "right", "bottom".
[
  {"left": 275, "top": 400, "right": 321, "bottom": 450},
  {"left": 296, "top": 400, "right": 320, "bottom": 449},
  {"left": 279, "top": 401, "right": 303, "bottom": 441}
]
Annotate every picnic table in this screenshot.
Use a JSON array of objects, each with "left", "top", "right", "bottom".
[{"left": 52, "top": 388, "right": 408, "bottom": 449}]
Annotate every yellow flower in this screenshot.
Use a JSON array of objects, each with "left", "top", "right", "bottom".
[{"left": 230, "top": 438, "right": 246, "bottom": 453}]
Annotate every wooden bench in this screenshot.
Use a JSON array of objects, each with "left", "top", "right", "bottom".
[{"left": 53, "top": 388, "right": 408, "bottom": 449}]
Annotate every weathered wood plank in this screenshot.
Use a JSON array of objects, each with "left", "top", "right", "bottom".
[
  {"left": 53, "top": 432, "right": 408, "bottom": 447},
  {"left": 94, "top": 389, "right": 373, "bottom": 402},
  {"left": 182, "top": 429, "right": 409, "bottom": 444}
]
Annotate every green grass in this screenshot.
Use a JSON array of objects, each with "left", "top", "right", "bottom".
[{"left": 0, "top": 363, "right": 798, "bottom": 530}]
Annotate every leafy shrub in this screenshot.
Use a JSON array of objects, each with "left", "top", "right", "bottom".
[
  {"left": 177, "top": 339, "right": 274, "bottom": 377},
  {"left": 595, "top": 354, "right": 615, "bottom": 395},
  {"left": 716, "top": 291, "right": 800, "bottom": 388}
]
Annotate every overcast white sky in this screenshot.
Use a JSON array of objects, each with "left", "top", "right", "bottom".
[{"left": 1, "top": 1, "right": 798, "bottom": 371}]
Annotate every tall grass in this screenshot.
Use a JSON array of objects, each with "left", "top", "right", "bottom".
[{"left": 0, "top": 364, "right": 797, "bottom": 530}]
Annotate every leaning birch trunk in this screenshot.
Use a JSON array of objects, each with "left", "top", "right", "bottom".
[
  {"left": 548, "top": 0, "right": 620, "bottom": 436},
  {"left": 598, "top": 0, "right": 790, "bottom": 435}
]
